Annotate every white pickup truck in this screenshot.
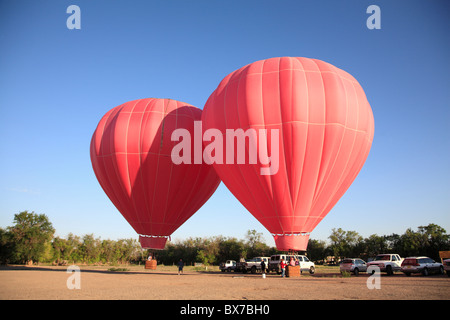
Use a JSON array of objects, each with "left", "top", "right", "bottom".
[
  {"left": 367, "top": 254, "right": 403, "bottom": 275},
  {"left": 237, "top": 257, "right": 270, "bottom": 274}
]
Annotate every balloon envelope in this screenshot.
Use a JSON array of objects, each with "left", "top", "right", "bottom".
[
  {"left": 202, "top": 57, "right": 374, "bottom": 251},
  {"left": 91, "top": 98, "right": 220, "bottom": 249}
]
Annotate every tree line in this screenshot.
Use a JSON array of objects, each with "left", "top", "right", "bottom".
[
  {"left": 308, "top": 224, "right": 450, "bottom": 263},
  {"left": 1, "top": 211, "right": 449, "bottom": 265},
  {"left": 0, "top": 211, "right": 146, "bottom": 265}
]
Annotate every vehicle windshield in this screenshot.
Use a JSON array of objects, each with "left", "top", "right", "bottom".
[
  {"left": 403, "top": 258, "right": 417, "bottom": 265},
  {"left": 342, "top": 259, "right": 353, "bottom": 264},
  {"left": 375, "top": 255, "right": 390, "bottom": 261}
]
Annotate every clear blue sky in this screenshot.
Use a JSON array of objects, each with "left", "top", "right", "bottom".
[{"left": 1, "top": 0, "right": 449, "bottom": 247}]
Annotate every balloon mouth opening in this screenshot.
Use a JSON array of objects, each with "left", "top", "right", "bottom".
[
  {"left": 139, "top": 235, "right": 170, "bottom": 250},
  {"left": 272, "top": 233, "right": 310, "bottom": 251}
]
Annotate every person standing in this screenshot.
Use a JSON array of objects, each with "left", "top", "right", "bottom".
[
  {"left": 178, "top": 258, "right": 184, "bottom": 275},
  {"left": 280, "top": 258, "right": 286, "bottom": 278},
  {"left": 261, "top": 259, "right": 266, "bottom": 274}
]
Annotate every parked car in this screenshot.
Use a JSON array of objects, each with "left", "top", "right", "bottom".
[
  {"left": 219, "top": 260, "right": 236, "bottom": 272},
  {"left": 401, "top": 256, "right": 444, "bottom": 276},
  {"left": 340, "top": 258, "right": 367, "bottom": 276},
  {"left": 443, "top": 259, "right": 450, "bottom": 277}
]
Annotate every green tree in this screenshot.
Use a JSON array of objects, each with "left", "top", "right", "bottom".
[
  {"left": 328, "top": 228, "right": 346, "bottom": 259},
  {"left": 384, "top": 233, "right": 401, "bottom": 252},
  {"left": 217, "top": 237, "right": 246, "bottom": 262},
  {"left": 395, "top": 229, "right": 422, "bottom": 257},
  {"left": 418, "top": 224, "right": 450, "bottom": 260},
  {"left": 328, "top": 228, "right": 363, "bottom": 259},
  {"left": 118, "top": 238, "right": 142, "bottom": 263},
  {"left": 306, "top": 239, "right": 328, "bottom": 262},
  {"left": 361, "top": 234, "right": 388, "bottom": 258},
  {"left": 100, "top": 239, "right": 119, "bottom": 263},
  {"left": 245, "top": 229, "right": 273, "bottom": 258},
  {"left": 7, "top": 211, "right": 55, "bottom": 264},
  {"left": 196, "top": 249, "right": 216, "bottom": 265},
  {"left": 396, "top": 224, "right": 450, "bottom": 260},
  {"left": 79, "top": 234, "right": 101, "bottom": 263},
  {"left": 246, "top": 230, "right": 263, "bottom": 248},
  {"left": 179, "top": 237, "right": 204, "bottom": 264},
  {"left": 66, "top": 233, "right": 82, "bottom": 263},
  {"left": 346, "top": 230, "right": 364, "bottom": 257},
  {"left": 197, "top": 237, "right": 220, "bottom": 265},
  {"left": 52, "top": 236, "right": 72, "bottom": 264},
  {"left": 0, "top": 227, "right": 14, "bottom": 263}
]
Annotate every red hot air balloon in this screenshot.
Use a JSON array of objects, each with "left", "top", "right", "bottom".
[
  {"left": 202, "top": 57, "right": 374, "bottom": 251},
  {"left": 90, "top": 98, "right": 220, "bottom": 249}
]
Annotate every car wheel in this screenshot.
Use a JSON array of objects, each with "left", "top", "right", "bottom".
[
  {"left": 309, "top": 266, "right": 315, "bottom": 274},
  {"left": 386, "top": 265, "right": 393, "bottom": 276},
  {"left": 404, "top": 272, "right": 411, "bottom": 276},
  {"left": 251, "top": 266, "right": 256, "bottom": 274},
  {"left": 439, "top": 266, "right": 444, "bottom": 275},
  {"left": 422, "top": 268, "right": 429, "bottom": 276},
  {"left": 354, "top": 268, "right": 359, "bottom": 276}
]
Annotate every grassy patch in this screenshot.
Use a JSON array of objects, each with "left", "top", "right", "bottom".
[
  {"left": 107, "top": 267, "right": 129, "bottom": 272},
  {"left": 340, "top": 270, "right": 351, "bottom": 278}
]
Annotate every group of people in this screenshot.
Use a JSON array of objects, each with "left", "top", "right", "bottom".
[
  {"left": 151, "top": 256, "right": 299, "bottom": 277},
  {"left": 259, "top": 257, "right": 299, "bottom": 277},
  {"left": 279, "top": 257, "right": 299, "bottom": 277}
]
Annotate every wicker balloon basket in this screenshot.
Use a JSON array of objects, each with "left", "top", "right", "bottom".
[
  {"left": 145, "top": 260, "right": 157, "bottom": 270},
  {"left": 286, "top": 265, "right": 300, "bottom": 277}
]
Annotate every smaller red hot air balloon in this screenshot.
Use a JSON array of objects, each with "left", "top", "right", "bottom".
[
  {"left": 90, "top": 98, "right": 220, "bottom": 249},
  {"left": 202, "top": 57, "right": 374, "bottom": 251}
]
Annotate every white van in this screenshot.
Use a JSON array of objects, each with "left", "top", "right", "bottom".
[{"left": 268, "top": 254, "right": 315, "bottom": 274}]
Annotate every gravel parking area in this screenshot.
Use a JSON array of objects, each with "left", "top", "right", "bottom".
[{"left": 1, "top": 265, "right": 449, "bottom": 300}]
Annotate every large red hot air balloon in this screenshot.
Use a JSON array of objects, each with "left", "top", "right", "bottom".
[
  {"left": 202, "top": 57, "right": 374, "bottom": 251},
  {"left": 90, "top": 98, "right": 220, "bottom": 249}
]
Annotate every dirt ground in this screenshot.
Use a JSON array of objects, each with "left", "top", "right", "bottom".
[{"left": 1, "top": 265, "right": 449, "bottom": 300}]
